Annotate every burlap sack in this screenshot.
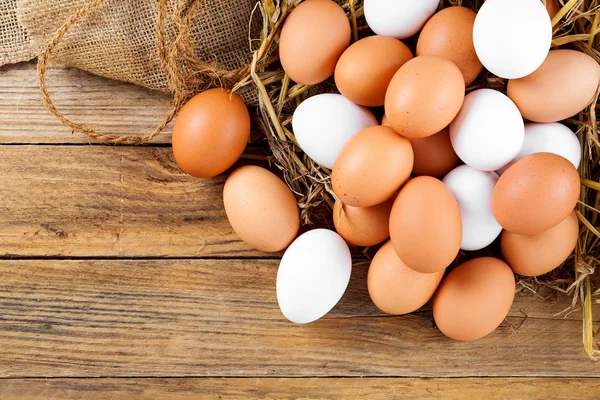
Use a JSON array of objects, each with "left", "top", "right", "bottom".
[{"left": 2, "top": 0, "right": 259, "bottom": 99}]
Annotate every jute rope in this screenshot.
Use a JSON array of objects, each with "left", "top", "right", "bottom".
[{"left": 37, "top": 0, "right": 250, "bottom": 144}]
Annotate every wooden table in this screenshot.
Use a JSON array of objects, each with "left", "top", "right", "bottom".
[{"left": 0, "top": 61, "right": 598, "bottom": 399}]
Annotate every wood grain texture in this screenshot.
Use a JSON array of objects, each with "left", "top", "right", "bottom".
[
  {"left": 1, "top": 378, "right": 598, "bottom": 399},
  {"left": 0, "top": 145, "right": 271, "bottom": 257},
  {"left": 0, "top": 62, "right": 174, "bottom": 144},
  {"left": 0, "top": 259, "right": 596, "bottom": 378}
]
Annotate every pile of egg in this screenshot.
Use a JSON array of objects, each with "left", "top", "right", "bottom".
[{"left": 171, "top": 0, "right": 599, "bottom": 341}]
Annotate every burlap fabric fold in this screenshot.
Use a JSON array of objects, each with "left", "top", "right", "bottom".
[{"left": 1, "top": 0, "right": 260, "bottom": 100}]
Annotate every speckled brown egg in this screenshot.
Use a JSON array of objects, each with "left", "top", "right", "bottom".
[
  {"left": 492, "top": 153, "right": 580, "bottom": 235},
  {"left": 223, "top": 166, "right": 300, "bottom": 252},
  {"left": 502, "top": 211, "right": 579, "bottom": 277},
  {"left": 335, "top": 36, "right": 413, "bottom": 106},
  {"left": 416, "top": 6, "right": 482, "bottom": 85},
  {"left": 385, "top": 56, "right": 465, "bottom": 138},
  {"left": 333, "top": 197, "right": 394, "bottom": 247},
  {"left": 507, "top": 50, "right": 600, "bottom": 123},
  {"left": 172, "top": 89, "right": 250, "bottom": 178},
  {"left": 332, "top": 125, "right": 413, "bottom": 207},
  {"left": 279, "top": 0, "right": 350, "bottom": 85},
  {"left": 433, "top": 257, "right": 516, "bottom": 341},
  {"left": 368, "top": 241, "right": 445, "bottom": 315},
  {"left": 389, "top": 176, "right": 462, "bottom": 274}
]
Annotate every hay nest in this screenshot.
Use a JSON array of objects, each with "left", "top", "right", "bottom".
[{"left": 243, "top": 0, "right": 600, "bottom": 357}]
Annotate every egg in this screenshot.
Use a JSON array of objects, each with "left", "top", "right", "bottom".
[
  {"left": 546, "top": 0, "right": 561, "bottom": 18},
  {"left": 492, "top": 153, "right": 580, "bottom": 235},
  {"left": 502, "top": 212, "right": 579, "bottom": 277},
  {"left": 450, "top": 89, "right": 524, "bottom": 171},
  {"left": 368, "top": 241, "right": 444, "bottom": 315},
  {"left": 223, "top": 166, "right": 300, "bottom": 252},
  {"left": 364, "top": 0, "right": 439, "bottom": 39},
  {"left": 172, "top": 89, "right": 250, "bottom": 178},
  {"left": 383, "top": 117, "right": 459, "bottom": 177},
  {"left": 332, "top": 126, "right": 413, "bottom": 207},
  {"left": 292, "top": 94, "right": 378, "bottom": 169},
  {"left": 389, "top": 176, "right": 462, "bottom": 274},
  {"left": 277, "top": 229, "right": 352, "bottom": 324},
  {"left": 333, "top": 197, "right": 394, "bottom": 247},
  {"left": 335, "top": 36, "right": 413, "bottom": 107},
  {"left": 443, "top": 165, "right": 502, "bottom": 251},
  {"left": 507, "top": 50, "right": 600, "bottom": 122},
  {"left": 416, "top": 6, "right": 482, "bottom": 85},
  {"left": 385, "top": 56, "right": 465, "bottom": 138},
  {"left": 497, "top": 122, "right": 581, "bottom": 175},
  {"left": 473, "top": 0, "right": 552, "bottom": 79},
  {"left": 279, "top": 0, "right": 350, "bottom": 85},
  {"left": 433, "top": 257, "right": 516, "bottom": 341}
]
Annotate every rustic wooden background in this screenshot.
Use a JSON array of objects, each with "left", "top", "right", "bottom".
[{"left": 0, "top": 61, "right": 598, "bottom": 399}]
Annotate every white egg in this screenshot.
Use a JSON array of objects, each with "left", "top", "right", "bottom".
[
  {"left": 292, "top": 94, "right": 377, "bottom": 169},
  {"left": 364, "top": 0, "right": 439, "bottom": 39},
  {"left": 497, "top": 122, "right": 582, "bottom": 175},
  {"left": 450, "top": 89, "right": 524, "bottom": 172},
  {"left": 443, "top": 165, "right": 502, "bottom": 251},
  {"left": 276, "top": 229, "right": 352, "bottom": 324},
  {"left": 473, "top": 0, "right": 552, "bottom": 79}
]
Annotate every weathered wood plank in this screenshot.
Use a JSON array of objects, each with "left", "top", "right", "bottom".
[
  {"left": 0, "top": 259, "right": 596, "bottom": 378},
  {"left": 0, "top": 145, "right": 273, "bottom": 257},
  {"left": 0, "top": 62, "right": 174, "bottom": 144},
  {"left": 0, "top": 378, "right": 598, "bottom": 399}
]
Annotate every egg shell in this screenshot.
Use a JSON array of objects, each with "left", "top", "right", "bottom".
[
  {"left": 389, "top": 176, "right": 462, "bottom": 274},
  {"left": 473, "top": 0, "right": 551, "bottom": 79},
  {"left": 498, "top": 122, "right": 581, "bottom": 175},
  {"left": 292, "top": 94, "right": 378, "bottom": 169},
  {"left": 332, "top": 126, "right": 413, "bottom": 207},
  {"left": 368, "top": 241, "right": 444, "bottom": 315},
  {"left": 333, "top": 198, "right": 393, "bottom": 247},
  {"left": 223, "top": 166, "right": 300, "bottom": 252},
  {"left": 382, "top": 117, "right": 459, "bottom": 177},
  {"left": 492, "top": 153, "right": 580, "bottom": 236},
  {"left": 416, "top": 6, "right": 482, "bottom": 85},
  {"left": 450, "top": 89, "right": 524, "bottom": 171},
  {"left": 279, "top": 0, "right": 350, "bottom": 85},
  {"left": 276, "top": 229, "right": 352, "bottom": 324},
  {"left": 433, "top": 257, "right": 516, "bottom": 341},
  {"left": 385, "top": 56, "right": 465, "bottom": 138},
  {"left": 335, "top": 36, "right": 414, "bottom": 107},
  {"left": 172, "top": 89, "right": 250, "bottom": 178},
  {"left": 502, "top": 212, "right": 578, "bottom": 277},
  {"left": 443, "top": 165, "right": 502, "bottom": 251},
  {"left": 507, "top": 50, "right": 600, "bottom": 123},
  {"left": 363, "top": 0, "right": 439, "bottom": 39}
]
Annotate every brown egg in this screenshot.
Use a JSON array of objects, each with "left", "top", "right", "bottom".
[
  {"left": 492, "top": 153, "right": 580, "bottom": 235},
  {"left": 546, "top": 0, "right": 560, "bottom": 18},
  {"left": 433, "top": 257, "right": 516, "bottom": 341},
  {"left": 333, "top": 197, "right": 393, "bottom": 247},
  {"left": 223, "top": 166, "right": 300, "bottom": 252},
  {"left": 416, "top": 6, "right": 482, "bottom": 85},
  {"left": 384, "top": 116, "right": 459, "bottom": 177},
  {"left": 335, "top": 36, "right": 413, "bottom": 106},
  {"left": 368, "top": 241, "right": 445, "bottom": 315},
  {"left": 507, "top": 50, "right": 600, "bottom": 123},
  {"left": 502, "top": 211, "right": 579, "bottom": 277},
  {"left": 172, "top": 89, "right": 250, "bottom": 178},
  {"left": 385, "top": 56, "right": 465, "bottom": 138},
  {"left": 279, "top": 0, "right": 350, "bottom": 85},
  {"left": 332, "top": 126, "right": 413, "bottom": 207},
  {"left": 389, "top": 176, "right": 462, "bottom": 274}
]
